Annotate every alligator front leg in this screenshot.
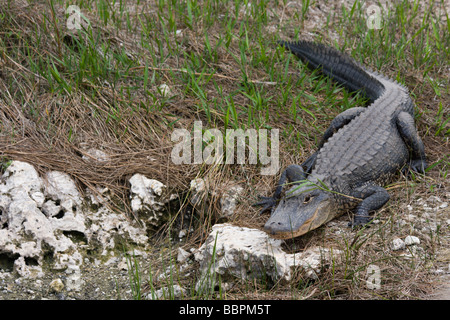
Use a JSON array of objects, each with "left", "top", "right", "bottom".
[
  {"left": 349, "top": 184, "right": 390, "bottom": 227},
  {"left": 254, "top": 164, "right": 308, "bottom": 214},
  {"left": 396, "top": 111, "right": 427, "bottom": 173}
]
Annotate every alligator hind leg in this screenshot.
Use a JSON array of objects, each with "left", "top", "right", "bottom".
[
  {"left": 396, "top": 111, "right": 427, "bottom": 173},
  {"left": 349, "top": 184, "right": 390, "bottom": 227},
  {"left": 318, "top": 107, "right": 366, "bottom": 148},
  {"left": 254, "top": 164, "right": 308, "bottom": 214}
]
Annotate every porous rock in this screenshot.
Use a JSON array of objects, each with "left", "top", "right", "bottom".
[
  {"left": 129, "top": 173, "right": 174, "bottom": 228},
  {"left": 194, "top": 223, "right": 340, "bottom": 292},
  {"left": 0, "top": 161, "right": 79, "bottom": 277},
  {"left": 0, "top": 161, "right": 148, "bottom": 283}
]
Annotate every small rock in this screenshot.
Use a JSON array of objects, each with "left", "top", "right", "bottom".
[
  {"left": 49, "top": 279, "right": 64, "bottom": 293},
  {"left": 391, "top": 238, "right": 405, "bottom": 251},
  {"left": 56, "top": 293, "right": 65, "bottom": 300},
  {"left": 82, "top": 148, "right": 110, "bottom": 162},
  {"left": 147, "top": 284, "right": 187, "bottom": 300},
  {"left": 405, "top": 235, "right": 420, "bottom": 246},
  {"left": 117, "top": 258, "right": 129, "bottom": 271},
  {"left": 220, "top": 185, "right": 243, "bottom": 217},
  {"left": 177, "top": 247, "right": 191, "bottom": 264},
  {"left": 129, "top": 174, "right": 169, "bottom": 227},
  {"left": 65, "top": 265, "right": 83, "bottom": 292},
  {"left": 104, "top": 257, "right": 120, "bottom": 266},
  {"left": 178, "top": 229, "right": 187, "bottom": 239},
  {"left": 190, "top": 178, "right": 207, "bottom": 205},
  {"left": 130, "top": 174, "right": 165, "bottom": 199},
  {"left": 158, "top": 84, "right": 171, "bottom": 97}
]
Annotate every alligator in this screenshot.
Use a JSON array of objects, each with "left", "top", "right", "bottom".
[{"left": 256, "top": 40, "right": 427, "bottom": 239}]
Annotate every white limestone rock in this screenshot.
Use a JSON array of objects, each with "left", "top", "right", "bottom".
[
  {"left": 41, "top": 200, "right": 62, "bottom": 218},
  {"left": 14, "top": 256, "right": 44, "bottom": 278},
  {"left": 129, "top": 174, "right": 164, "bottom": 211},
  {"left": 177, "top": 247, "right": 191, "bottom": 264},
  {"left": 65, "top": 264, "right": 83, "bottom": 291},
  {"left": 190, "top": 178, "right": 207, "bottom": 205},
  {"left": 158, "top": 84, "right": 171, "bottom": 97},
  {"left": 391, "top": 238, "right": 406, "bottom": 251},
  {"left": 0, "top": 161, "right": 43, "bottom": 196},
  {"left": 0, "top": 162, "right": 83, "bottom": 277},
  {"left": 129, "top": 173, "right": 175, "bottom": 228},
  {"left": 404, "top": 235, "right": 420, "bottom": 246},
  {"left": 0, "top": 161, "right": 149, "bottom": 280},
  {"left": 194, "top": 224, "right": 340, "bottom": 292},
  {"left": 45, "top": 170, "right": 82, "bottom": 206},
  {"left": 85, "top": 206, "right": 148, "bottom": 247}
]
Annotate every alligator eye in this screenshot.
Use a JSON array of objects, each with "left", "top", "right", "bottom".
[{"left": 303, "top": 195, "right": 314, "bottom": 204}]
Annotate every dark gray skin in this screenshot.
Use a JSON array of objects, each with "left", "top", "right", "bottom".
[{"left": 256, "top": 41, "right": 427, "bottom": 239}]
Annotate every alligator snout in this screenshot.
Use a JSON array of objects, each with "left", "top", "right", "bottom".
[
  {"left": 264, "top": 221, "right": 285, "bottom": 235},
  {"left": 264, "top": 217, "right": 298, "bottom": 239}
]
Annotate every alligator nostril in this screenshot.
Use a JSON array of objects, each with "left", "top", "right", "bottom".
[{"left": 265, "top": 221, "right": 276, "bottom": 231}]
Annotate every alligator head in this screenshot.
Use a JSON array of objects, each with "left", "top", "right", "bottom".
[{"left": 264, "top": 183, "right": 336, "bottom": 239}]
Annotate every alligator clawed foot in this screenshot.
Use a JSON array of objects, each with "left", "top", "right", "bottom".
[
  {"left": 348, "top": 216, "right": 373, "bottom": 229},
  {"left": 253, "top": 196, "right": 277, "bottom": 215},
  {"left": 402, "top": 160, "right": 427, "bottom": 176},
  {"left": 409, "top": 159, "right": 427, "bottom": 174}
]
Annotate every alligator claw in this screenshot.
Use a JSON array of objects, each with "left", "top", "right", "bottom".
[
  {"left": 348, "top": 216, "right": 373, "bottom": 229},
  {"left": 253, "top": 196, "right": 277, "bottom": 215},
  {"left": 402, "top": 160, "right": 427, "bottom": 176},
  {"left": 409, "top": 159, "right": 427, "bottom": 174}
]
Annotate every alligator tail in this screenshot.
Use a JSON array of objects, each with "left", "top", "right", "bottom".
[{"left": 279, "top": 41, "right": 386, "bottom": 102}]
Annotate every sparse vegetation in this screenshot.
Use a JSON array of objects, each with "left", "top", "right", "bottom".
[{"left": 0, "top": 0, "right": 448, "bottom": 299}]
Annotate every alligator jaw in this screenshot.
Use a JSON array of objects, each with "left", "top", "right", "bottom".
[{"left": 264, "top": 188, "right": 335, "bottom": 239}]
